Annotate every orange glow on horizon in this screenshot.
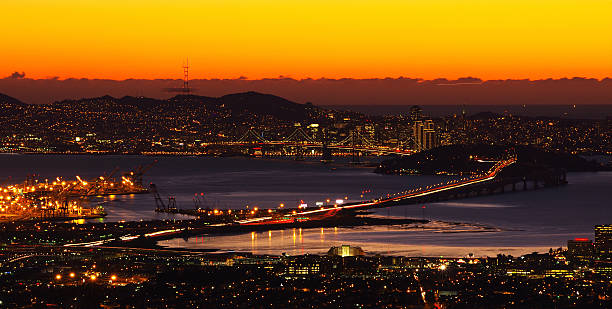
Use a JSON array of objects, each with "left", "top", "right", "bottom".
[{"left": 1, "top": 0, "right": 611, "bottom": 80}]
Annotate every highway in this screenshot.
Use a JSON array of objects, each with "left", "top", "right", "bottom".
[
  {"left": 64, "top": 157, "right": 516, "bottom": 247},
  {"left": 240, "top": 157, "right": 516, "bottom": 225}
]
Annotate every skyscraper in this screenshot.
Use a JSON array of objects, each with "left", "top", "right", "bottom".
[
  {"left": 567, "top": 238, "right": 593, "bottom": 260},
  {"left": 595, "top": 225, "right": 612, "bottom": 257},
  {"left": 413, "top": 119, "right": 437, "bottom": 151},
  {"left": 409, "top": 105, "right": 422, "bottom": 122}
]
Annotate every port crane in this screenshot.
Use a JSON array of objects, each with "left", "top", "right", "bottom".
[
  {"left": 150, "top": 183, "right": 177, "bottom": 212},
  {"left": 85, "top": 167, "right": 120, "bottom": 196},
  {"left": 125, "top": 161, "right": 157, "bottom": 187}
]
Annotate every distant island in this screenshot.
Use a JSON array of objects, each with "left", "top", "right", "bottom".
[{"left": 375, "top": 144, "right": 610, "bottom": 176}]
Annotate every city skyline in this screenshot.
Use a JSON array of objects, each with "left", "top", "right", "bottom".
[{"left": 2, "top": 1, "right": 612, "bottom": 307}]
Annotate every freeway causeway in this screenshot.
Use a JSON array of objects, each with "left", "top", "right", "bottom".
[
  {"left": 237, "top": 157, "right": 517, "bottom": 226},
  {"left": 65, "top": 156, "right": 521, "bottom": 247}
]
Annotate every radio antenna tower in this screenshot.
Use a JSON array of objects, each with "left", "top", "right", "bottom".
[
  {"left": 183, "top": 58, "right": 190, "bottom": 94},
  {"left": 163, "top": 58, "right": 194, "bottom": 94}
]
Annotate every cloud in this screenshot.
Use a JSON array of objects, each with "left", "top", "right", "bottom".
[
  {"left": 0, "top": 76, "right": 611, "bottom": 106},
  {"left": 7, "top": 71, "right": 25, "bottom": 79},
  {"left": 428, "top": 77, "right": 483, "bottom": 85}
]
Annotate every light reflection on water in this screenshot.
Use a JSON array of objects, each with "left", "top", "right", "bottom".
[
  {"left": 2, "top": 155, "right": 611, "bottom": 257},
  {"left": 157, "top": 224, "right": 553, "bottom": 258}
]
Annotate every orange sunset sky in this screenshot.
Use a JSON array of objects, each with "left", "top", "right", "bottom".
[{"left": 2, "top": 0, "right": 611, "bottom": 80}]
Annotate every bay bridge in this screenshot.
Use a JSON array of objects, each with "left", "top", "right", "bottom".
[
  {"left": 237, "top": 156, "right": 520, "bottom": 226},
  {"left": 68, "top": 157, "right": 522, "bottom": 247},
  {"left": 65, "top": 151, "right": 571, "bottom": 247},
  {"left": 151, "top": 149, "right": 566, "bottom": 230},
  {"left": 205, "top": 127, "right": 415, "bottom": 160}
]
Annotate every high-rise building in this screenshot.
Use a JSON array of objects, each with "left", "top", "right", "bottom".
[
  {"left": 413, "top": 120, "right": 437, "bottom": 151},
  {"left": 409, "top": 105, "right": 422, "bottom": 121},
  {"left": 424, "top": 119, "right": 437, "bottom": 149},
  {"left": 413, "top": 120, "right": 424, "bottom": 151},
  {"left": 595, "top": 225, "right": 612, "bottom": 257},
  {"left": 567, "top": 238, "right": 593, "bottom": 260},
  {"left": 424, "top": 129, "right": 436, "bottom": 149}
]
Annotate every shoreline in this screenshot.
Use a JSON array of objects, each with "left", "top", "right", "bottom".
[
  {"left": 2, "top": 151, "right": 611, "bottom": 159},
  {"left": 103, "top": 216, "right": 430, "bottom": 246}
]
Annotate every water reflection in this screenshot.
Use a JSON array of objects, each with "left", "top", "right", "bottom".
[
  {"left": 250, "top": 231, "right": 256, "bottom": 252},
  {"left": 158, "top": 224, "right": 558, "bottom": 257},
  {"left": 3, "top": 155, "right": 612, "bottom": 256},
  {"left": 268, "top": 230, "right": 272, "bottom": 247},
  {"left": 320, "top": 227, "right": 324, "bottom": 244}
]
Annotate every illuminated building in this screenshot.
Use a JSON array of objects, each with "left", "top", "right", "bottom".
[
  {"left": 594, "top": 263, "right": 612, "bottom": 277},
  {"left": 567, "top": 238, "right": 593, "bottom": 260},
  {"left": 409, "top": 105, "right": 422, "bottom": 121},
  {"left": 286, "top": 260, "right": 320, "bottom": 276},
  {"left": 327, "top": 245, "right": 365, "bottom": 257},
  {"left": 413, "top": 120, "right": 438, "bottom": 151},
  {"left": 544, "top": 269, "right": 574, "bottom": 278},
  {"left": 413, "top": 121, "right": 424, "bottom": 150},
  {"left": 363, "top": 124, "right": 375, "bottom": 140},
  {"left": 595, "top": 225, "right": 612, "bottom": 257},
  {"left": 506, "top": 269, "right": 531, "bottom": 276}
]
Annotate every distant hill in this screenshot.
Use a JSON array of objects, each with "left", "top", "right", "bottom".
[
  {"left": 0, "top": 93, "right": 26, "bottom": 117},
  {"left": 50, "top": 91, "right": 318, "bottom": 122},
  {"left": 217, "top": 92, "right": 313, "bottom": 121},
  {"left": 0, "top": 93, "right": 25, "bottom": 106},
  {"left": 0, "top": 91, "right": 341, "bottom": 151},
  {"left": 2, "top": 77, "right": 612, "bottom": 106}
]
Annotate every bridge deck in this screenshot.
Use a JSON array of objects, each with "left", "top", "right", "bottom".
[{"left": 240, "top": 158, "right": 517, "bottom": 225}]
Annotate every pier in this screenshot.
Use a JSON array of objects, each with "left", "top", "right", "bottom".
[{"left": 0, "top": 164, "right": 153, "bottom": 222}]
